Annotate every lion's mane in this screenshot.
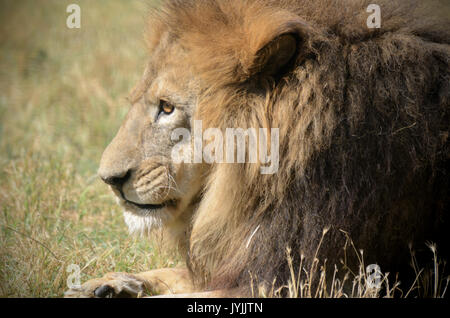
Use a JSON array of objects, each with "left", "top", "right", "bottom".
[{"left": 148, "top": 0, "right": 450, "bottom": 294}]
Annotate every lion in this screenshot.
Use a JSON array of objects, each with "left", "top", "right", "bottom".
[{"left": 65, "top": 0, "right": 449, "bottom": 298}]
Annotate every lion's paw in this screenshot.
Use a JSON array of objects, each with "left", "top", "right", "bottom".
[{"left": 64, "top": 272, "right": 146, "bottom": 298}]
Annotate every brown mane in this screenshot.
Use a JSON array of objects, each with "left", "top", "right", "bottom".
[{"left": 147, "top": 0, "right": 450, "bottom": 295}]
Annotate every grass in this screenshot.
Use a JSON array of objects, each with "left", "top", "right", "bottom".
[
  {"left": 0, "top": 0, "right": 181, "bottom": 297},
  {"left": 253, "top": 230, "right": 449, "bottom": 298}
]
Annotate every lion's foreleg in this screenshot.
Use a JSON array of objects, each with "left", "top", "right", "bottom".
[
  {"left": 147, "top": 289, "right": 240, "bottom": 298},
  {"left": 64, "top": 267, "right": 195, "bottom": 298},
  {"left": 134, "top": 267, "right": 196, "bottom": 295}
]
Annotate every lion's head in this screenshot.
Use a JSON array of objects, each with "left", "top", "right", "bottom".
[
  {"left": 98, "top": 34, "right": 207, "bottom": 239},
  {"left": 99, "top": 0, "right": 449, "bottom": 294},
  {"left": 97, "top": 0, "right": 303, "bottom": 239}
]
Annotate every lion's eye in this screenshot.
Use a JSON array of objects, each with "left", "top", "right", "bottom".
[{"left": 159, "top": 100, "right": 175, "bottom": 115}]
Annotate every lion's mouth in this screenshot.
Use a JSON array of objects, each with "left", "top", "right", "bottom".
[
  {"left": 118, "top": 189, "right": 175, "bottom": 211},
  {"left": 125, "top": 199, "right": 166, "bottom": 210}
]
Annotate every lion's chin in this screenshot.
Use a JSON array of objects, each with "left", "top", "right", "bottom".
[
  {"left": 119, "top": 200, "right": 174, "bottom": 236},
  {"left": 123, "top": 209, "right": 170, "bottom": 236}
]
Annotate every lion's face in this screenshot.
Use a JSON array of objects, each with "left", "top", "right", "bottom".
[
  {"left": 98, "top": 39, "right": 205, "bottom": 235},
  {"left": 98, "top": 5, "right": 303, "bottom": 236}
]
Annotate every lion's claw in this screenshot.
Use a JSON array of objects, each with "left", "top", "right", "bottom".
[
  {"left": 64, "top": 272, "right": 146, "bottom": 298},
  {"left": 94, "top": 285, "right": 115, "bottom": 298}
]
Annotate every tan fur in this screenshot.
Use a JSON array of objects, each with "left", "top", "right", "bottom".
[
  {"left": 66, "top": 0, "right": 449, "bottom": 297},
  {"left": 64, "top": 268, "right": 195, "bottom": 297}
]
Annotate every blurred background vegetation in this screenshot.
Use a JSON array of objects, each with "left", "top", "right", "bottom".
[{"left": 0, "top": 0, "right": 179, "bottom": 297}]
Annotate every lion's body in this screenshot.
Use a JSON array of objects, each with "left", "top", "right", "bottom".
[
  {"left": 66, "top": 0, "right": 449, "bottom": 298},
  {"left": 162, "top": 0, "right": 450, "bottom": 294}
]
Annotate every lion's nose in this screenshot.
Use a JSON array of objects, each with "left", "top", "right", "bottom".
[{"left": 100, "top": 170, "right": 130, "bottom": 188}]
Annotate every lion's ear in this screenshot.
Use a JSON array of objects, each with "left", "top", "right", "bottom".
[
  {"left": 247, "top": 20, "right": 311, "bottom": 79},
  {"left": 252, "top": 34, "right": 298, "bottom": 77}
]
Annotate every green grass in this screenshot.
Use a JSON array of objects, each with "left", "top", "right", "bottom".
[{"left": 0, "top": 0, "right": 180, "bottom": 297}]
